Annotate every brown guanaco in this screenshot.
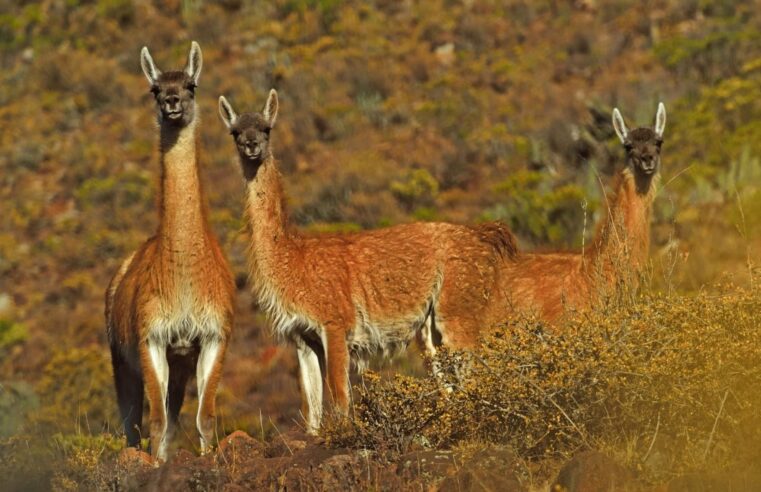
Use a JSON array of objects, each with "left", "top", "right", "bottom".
[{"left": 106, "top": 42, "right": 235, "bottom": 461}]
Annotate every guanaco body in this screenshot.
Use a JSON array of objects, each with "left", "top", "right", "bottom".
[
  {"left": 106, "top": 42, "right": 235, "bottom": 461},
  {"left": 218, "top": 90, "right": 517, "bottom": 432},
  {"left": 482, "top": 103, "right": 667, "bottom": 324}
]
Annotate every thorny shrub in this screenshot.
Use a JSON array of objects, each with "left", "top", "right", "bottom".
[{"left": 325, "top": 286, "right": 761, "bottom": 481}]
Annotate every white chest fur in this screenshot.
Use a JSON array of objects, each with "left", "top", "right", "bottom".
[{"left": 148, "top": 286, "right": 224, "bottom": 350}]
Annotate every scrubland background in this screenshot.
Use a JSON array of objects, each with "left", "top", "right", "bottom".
[{"left": 0, "top": 0, "right": 760, "bottom": 489}]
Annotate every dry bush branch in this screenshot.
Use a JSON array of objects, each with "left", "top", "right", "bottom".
[{"left": 325, "top": 286, "right": 761, "bottom": 481}]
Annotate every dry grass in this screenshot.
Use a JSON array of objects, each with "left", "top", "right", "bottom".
[{"left": 325, "top": 285, "right": 761, "bottom": 483}]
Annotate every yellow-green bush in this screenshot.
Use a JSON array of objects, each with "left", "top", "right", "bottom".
[
  {"left": 29, "top": 346, "right": 117, "bottom": 436},
  {"left": 0, "top": 432, "right": 124, "bottom": 492},
  {"left": 390, "top": 168, "right": 440, "bottom": 212},
  {"left": 49, "top": 433, "right": 124, "bottom": 491},
  {"left": 326, "top": 286, "right": 761, "bottom": 481},
  {"left": 0, "top": 318, "right": 26, "bottom": 355},
  {"left": 484, "top": 169, "right": 593, "bottom": 247}
]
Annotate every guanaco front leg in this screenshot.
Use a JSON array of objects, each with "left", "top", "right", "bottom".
[
  {"left": 196, "top": 336, "right": 228, "bottom": 454},
  {"left": 141, "top": 336, "right": 170, "bottom": 463},
  {"left": 420, "top": 315, "right": 443, "bottom": 377},
  {"left": 324, "top": 327, "right": 351, "bottom": 415},
  {"left": 295, "top": 334, "right": 324, "bottom": 434}
]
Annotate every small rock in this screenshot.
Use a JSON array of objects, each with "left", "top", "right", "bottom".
[
  {"left": 321, "top": 454, "right": 358, "bottom": 468},
  {"left": 117, "top": 447, "right": 154, "bottom": 470},
  {"left": 435, "top": 42, "right": 455, "bottom": 66},
  {"left": 398, "top": 449, "right": 459, "bottom": 479},
  {"left": 218, "top": 430, "right": 265, "bottom": 462},
  {"left": 552, "top": 451, "right": 639, "bottom": 492},
  {"left": 439, "top": 447, "right": 525, "bottom": 492},
  {"left": 169, "top": 448, "right": 196, "bottom": 465},
  {"left": 21, "top": 47, "right": 34, "bottom": 63},
  {"left": 0, "top": 293, "right": 12, "bottom": 314},
  {"left": 266, "top": 429, "right": 309, "bottom": 457}
]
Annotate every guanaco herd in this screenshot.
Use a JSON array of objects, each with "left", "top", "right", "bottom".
[{"left": 106, "top": 42, "right": 667, "bottom": 462}]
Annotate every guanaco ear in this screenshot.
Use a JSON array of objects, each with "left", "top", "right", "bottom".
[
  {"left": 263, "top": 89, "right": 278, "bottom": 128},
  {"left": 218, "top": 96, "right": 238, "bottom": 130},
  {"left": 140, "top": 46, "right": 161, "bottom": 86},
  {"left": 612, "top": 107, "right": 628, "bottom": 145},
  {"left": 185, "top": 41, "right": 203, "bottom": 86},
  {"left": 654, "top": 102, "right": 666, "bottom": 138}
]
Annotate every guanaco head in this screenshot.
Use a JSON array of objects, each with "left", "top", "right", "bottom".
[
  {"left": 612, "top": 102, "right": 666, "bottom": 180},
  {"left": 218, "top": 89, "right": 279, "bottom": 180},
  {"left": 140, "top": 41, "right": 203, "bottom": 127}
]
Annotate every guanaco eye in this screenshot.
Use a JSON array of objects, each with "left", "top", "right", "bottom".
[{"left": 150, "top": 85, "right": 160, "bottom": 96}]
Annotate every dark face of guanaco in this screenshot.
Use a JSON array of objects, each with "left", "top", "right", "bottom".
[
  {"left": 622, "top": 127, "right": 662, "bottom": 176},
  {"left": 218, "top": 89, "right": 279, "bottom": 181},
  {"left": 140, "top": 41, "right": 203, "bottom": 128},
  {"left": 612, "top": 103, "right": 667, "bottom": 190}
]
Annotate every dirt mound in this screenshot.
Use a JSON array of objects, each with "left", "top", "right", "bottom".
[{"left": 115, "top": 432, "right": 531, "bottom": 490}]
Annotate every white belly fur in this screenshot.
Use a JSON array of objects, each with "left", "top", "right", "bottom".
[
  {"left": 257, "top": 274, "right": 441, "bottom": 371},
  {"left": 348, "top": 303, "right": 431, "bottom": 372},
  {"left": 148, "top": 290, "right": 225, "bottom": 349}
]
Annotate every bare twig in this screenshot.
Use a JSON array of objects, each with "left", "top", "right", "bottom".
[
  {"left": 259, "top": 408, "right": 265, "bottom": 442},
  {"left": 734, "top": 189, "right": 754, "bottom": 287},
  {"left": 593, "top": 166, "right": 622, "bottom": 250},
  {"left": 270, "top": 419, "right": 293, "bottom": 456},
  {"left": 642, "top": 412, "right": 661, "bottom": 462},
  {"left": 703, "top": 389, "right": 729, "bottom": 461},
  {"left": 581, "top": 198, "right": 588, "bottom": 268},
  {"left": 470, "top": 352, "right": 591, "bottom": 448},
  {"left": 658, "top": 164, "right": 694, "bottom": 193}
]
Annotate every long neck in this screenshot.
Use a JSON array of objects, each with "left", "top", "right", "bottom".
[
  {"left": 157, "top": 117, "right": 209, "bottom": 253},
  {"left": 244, "top": 157, "right": 292, "bottom": 277},
  {"left": 586, "top": 168, "right": 657, "bottom": 279}
]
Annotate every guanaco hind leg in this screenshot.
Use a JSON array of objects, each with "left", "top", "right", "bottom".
[
  {"left": 196, "top": 337, "right": 227, "bottom": 454},
  {"left": 324, "top": 327, "right": 351, "bottom": 415},
  {"left": 166, "top": 353, "right": 194, "bottom": 446},
  {"left": 110, "top": 344, "right": 144, "bottom": 448}
]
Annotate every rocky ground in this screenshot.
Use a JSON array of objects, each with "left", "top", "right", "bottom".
[{"left": 111, "top": 430, "right": 761, "bottom": 491}]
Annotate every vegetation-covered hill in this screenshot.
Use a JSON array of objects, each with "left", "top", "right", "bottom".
[{"left": 1, "top": 0, "right": 760, "bottom": 489}]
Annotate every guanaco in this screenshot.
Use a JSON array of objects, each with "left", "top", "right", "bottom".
[
  {"left": 218, "top": 90, "right": 517, "bottom": 432},
  {"left": 482, "top": 103, "right": 667, "bottom": 324},
  {"left": 105, "top": 42, "right": 235, "bottom": 461}
]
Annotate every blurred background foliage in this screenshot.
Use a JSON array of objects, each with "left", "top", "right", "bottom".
[{"left": 1, "top": 0, "right": 761, "bottom": 486}]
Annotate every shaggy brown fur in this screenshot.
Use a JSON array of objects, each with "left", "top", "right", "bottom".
[
  {"left": 105, "top": 42, "right": 235, "bottom": 462},
  {"left": 488, "top": 104, "right": 666, "bottom": 324},
  {"left": 219, "top": 90, "right": 517, "bottom": 432}
]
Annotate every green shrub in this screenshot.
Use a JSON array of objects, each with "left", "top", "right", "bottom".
[
  {"left": 29, "top": 346, "right": 117, "bottom": 436},
  {"left": 0, "top": 318, "right": 27, "bottom": 354},
  {"left": 50, "top": 433, "right": 124, "bottom": 491},
  {"left": 0, "top": 382, "right": 38, "bottom": 438},
  {"left": 96, "top": 0, "right": 135, "bottom": 26},
  {"left": 305, "top": 221, "right": 362, "bottom": 234},
  {"left": 390, "top": 168, "right": 439, "bottom": 212},
  {"left": 484, "top": 170, "right": 591, "bottom": 247}
]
